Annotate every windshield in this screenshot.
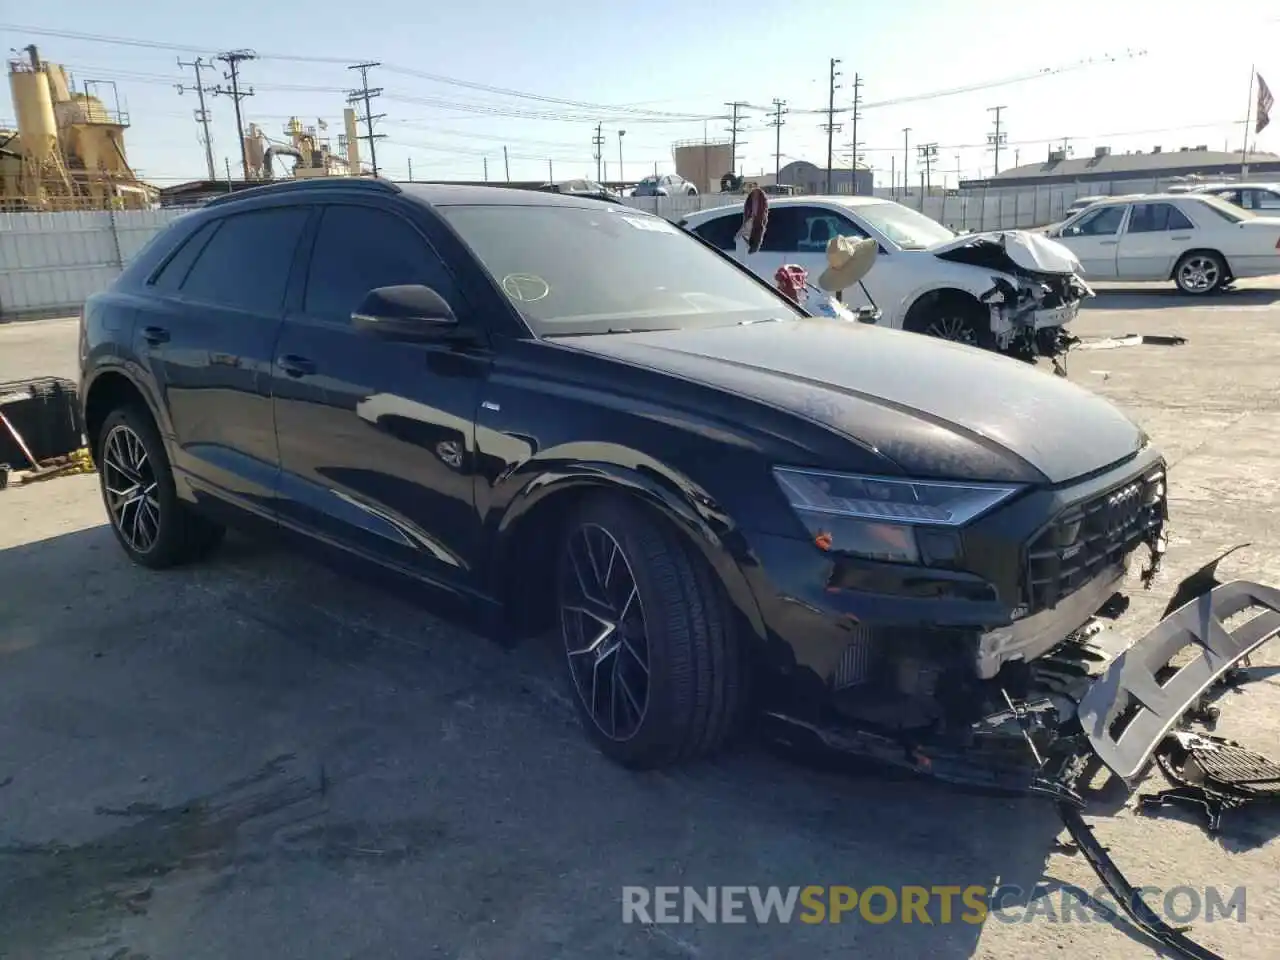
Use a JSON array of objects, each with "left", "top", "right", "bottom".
[
  {"left": 437, "top": 204, "right": 803, "bottom": 336},
  {"left": 845, "top": 200, "right": 956, "bottom": 250}
]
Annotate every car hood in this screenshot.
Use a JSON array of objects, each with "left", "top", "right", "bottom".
[
  {"left": 559, "top": 320, "right": 1144, "bottom": 484},
  {"left": 930, "top": 230, "right": 1083, "bottom": 276}
]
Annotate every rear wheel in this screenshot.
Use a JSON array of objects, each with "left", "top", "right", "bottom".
[
  {"left": 556, "top": 493, "right": 746, "bottom": 768},
  {"left": 1174, "top": 251, "right": 1226, "bottom": 295},
  {"left": 97, "top": 405, "right": 224, "bottom": 568}
]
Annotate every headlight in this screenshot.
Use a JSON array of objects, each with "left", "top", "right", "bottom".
[{"left": 773, "top": 467, "right": 1024, "bottom": 565}]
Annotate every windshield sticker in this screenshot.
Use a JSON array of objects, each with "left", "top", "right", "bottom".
[
  {"left": 502, "top": 273, "right": 550, "bottom": 302},
  {"left": 620, "top": 215, "right": 679, "bottom": 234}
]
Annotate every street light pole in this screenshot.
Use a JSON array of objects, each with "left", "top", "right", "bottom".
[{"left": 617, "top": 130, "right": 626, "bottom": 187}]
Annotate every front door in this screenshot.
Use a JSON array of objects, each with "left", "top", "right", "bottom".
[
  {"left": 271, "top": 201, "right": 490, "bottom": 587},
  {"left": 1059, "top": 204, "right": 1127, "bottom": 280},
  {"left": 135, "top": 204, "right": 312, "bottom": 516}
]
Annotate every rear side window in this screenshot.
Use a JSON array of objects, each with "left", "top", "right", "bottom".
[
  {"left": 1126, "top": 203, "right": 1194, "bottom": 233},
  {"left": 302, "top": 204, "right": 461, "bottom": 323},
  {"left": 179, "top": 207, "right": 310, "bottom": 312},
  {"left": 150, "top": 219, "right": 219, "bottom": 292}
]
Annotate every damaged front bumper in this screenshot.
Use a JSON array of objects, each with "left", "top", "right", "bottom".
[{"left": 763, "top": 567, "right": 1280, "bottom": 960}]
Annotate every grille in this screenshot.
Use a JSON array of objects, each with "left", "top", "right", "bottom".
[{"left": 1026, "top": 468, "right": 1166, "bottom": 611}]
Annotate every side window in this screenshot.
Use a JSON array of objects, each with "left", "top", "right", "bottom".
[
  {"left": 1218, "top": 189, "right": 1244, "bottom": 207},
  {"left": 149, "top": 219, "right": 219, "bottom": 292},
  {"left": 1166, "top": 204, "right": 1195, "bottom": 230},
  {"left": 691, "top": 215, "right": 739, "bottom": 251},
  {"left": 180, "top": 207, "right": 310, "bottom": 312},
  {"left": 303, "top": 204, "right": 460, "bottom": 323},
  {"left": 1071, "top": 205, "right": 1126, "bottom": 236},
  {"left": 759, "top": 206, "right": 807, "bottom": 252},
  {"left": 1259, "top": 190, "right": 1280, "bottom": 211},
  {"left": 797, "top": 213, "right": 868, "bottom": 252}
]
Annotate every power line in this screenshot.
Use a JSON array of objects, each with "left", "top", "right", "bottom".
[
  {"left": 988, "top": 105, "right": 1008, "bottom": 175},
  {"left": 175, "top": 56, "right": 216, "bottom": 180},
  {"left": 725, "top": 102, "right": 748, "bottom": 177},
  {"left": 347, "top": 61, "right": 386, "bottom": 176},
  {"left": 768, "top": 99, "right": 787, "bottom": 184},
  {"left": 0, "top": 23, "right": 718, "bottom": 122},
  {"left": 822, "top": 58, "right": 842, "bottom": 193},
  {"left": 210, "top": 50, "right": 255, "bottom": 179}
]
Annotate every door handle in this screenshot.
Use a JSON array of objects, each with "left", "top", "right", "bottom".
[
  {"left": 142, "top": 325, "right": 170, "bottom": 344},
  {"left": 1100, "top": 240, "right": 1118, "bottom": 246},
  {"left": 278, "top": 355, "right": 316, "bottom": 378},
  {"left": 1171, "top": 234, "right": 1191, "bottom": 240}
]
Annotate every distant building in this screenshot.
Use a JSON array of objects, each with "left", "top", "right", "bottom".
[
  {"left": 961, "top": 145, "right": 1280, "bottom": 192},
  {"left": 672, "top": 140, "right": 734, "bottom": 194},
  {"left": 777, "top": 160, "right": 874, "bottom": 196}
]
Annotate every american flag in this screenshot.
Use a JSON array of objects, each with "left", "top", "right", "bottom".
[{"left": 1257, "top": 73, "right": 1274, "bottom": 134}]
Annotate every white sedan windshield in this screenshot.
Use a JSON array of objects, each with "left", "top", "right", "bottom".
[{"left": 846, "top": 200, "right": 956, "bottom": 250}]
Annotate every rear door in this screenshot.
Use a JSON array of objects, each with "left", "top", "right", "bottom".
[
  {"left": 1058, "top": 204, "right": 1126, "bottom": 279},
  {"left": 271, "top": 200, "right": 490, "bottom": 586},
  {"left": 137, "top": 204, "right": 312, "bottom": 516},
  {"left": 1115, "top": 201, "right": 1196, "bottom": 280}
]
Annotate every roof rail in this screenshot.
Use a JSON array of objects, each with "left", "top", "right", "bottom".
[{"left": 203, "top": 177, "right": 402, "bottom": 208}]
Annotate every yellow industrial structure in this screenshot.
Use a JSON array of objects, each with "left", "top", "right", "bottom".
[
  {"left": 250, "top": 109, "right": 362, "bottom": 180},
  {"left": 1, "top": 45, "right": 155, "bottom": 211}
]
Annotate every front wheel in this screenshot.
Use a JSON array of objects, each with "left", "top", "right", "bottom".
[
  {"left": 556, "top": 493, "right": 746, "bottom": 769},
  {"left": 1174, "top": 251, "right": 1226, "bottom": 295},
  {"left": 903, "top": 293, "right": 995, "bottom": 350}
]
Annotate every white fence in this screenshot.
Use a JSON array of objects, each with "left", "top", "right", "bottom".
[{"left": 0, "top": 176, "right": 1190, "bottom": 319}]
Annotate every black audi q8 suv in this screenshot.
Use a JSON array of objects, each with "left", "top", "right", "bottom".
[{"left": 80, "top": 178, "right": 1166, "bottom": 770}]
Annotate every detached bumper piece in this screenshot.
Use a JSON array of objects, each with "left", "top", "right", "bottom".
[{"left": 1139, "top": 731, "right": 1280, "bottom": 834}]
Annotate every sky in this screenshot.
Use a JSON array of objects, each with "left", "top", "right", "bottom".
[{"left": 3, "top": 0, "right": 1278, "bottom": 189}]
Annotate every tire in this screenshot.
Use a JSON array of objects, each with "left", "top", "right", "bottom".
[
  {"left": 96, "top": 404, "right": 225, "bottom": 568},
  {"left": 1173, "top": 251, "right": 1226, "bottom": 295},
  {"left": 556, "top": 492, "right": 746, "bottom": 768},
  {"left": 903, "top": 292, "right": 995, "bottom": 350}
]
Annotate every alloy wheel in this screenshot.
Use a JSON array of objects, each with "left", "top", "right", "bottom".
[
  {"left": 560, "top": 523, "right": 651, "bottom": 741},
  {"left": 102, "top": 423, "right": 161, "bottom": 553},
  {"left": 925, "top": 315, "right": 978, "bottom": 344},
  {"left": 1178, "top": 256, "right": 1220, "bottom": 293}
]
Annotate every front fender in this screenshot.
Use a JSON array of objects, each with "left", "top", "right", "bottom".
[{"left": 488, "top": 450, "right": 768, "bottom": 645}]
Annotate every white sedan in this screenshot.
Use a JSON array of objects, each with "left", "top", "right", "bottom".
[
  {"left": 1046, "top": 193, "right": 1280, "bottom": 294},
  {"left": 680, "top": 196, "right": 1090, "bottom": 359}
]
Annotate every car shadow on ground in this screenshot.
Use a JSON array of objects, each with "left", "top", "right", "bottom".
[
  {"left": 1086, "top": 286, "right": 1280, "bottom": 311},
  {"left": 0, "top": 525, "right": 1179, "bottom": 959}
]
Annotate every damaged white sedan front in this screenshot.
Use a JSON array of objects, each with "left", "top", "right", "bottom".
[{"left": 680, "top": 196, "right": 1092, "bottom": 367}]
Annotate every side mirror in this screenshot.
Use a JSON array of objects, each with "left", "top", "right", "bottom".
[{"left": 352, "top": 285, "right": 458, "bottom": 342}]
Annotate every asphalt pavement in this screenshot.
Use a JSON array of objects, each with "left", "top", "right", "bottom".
[{"left": 2, "top": 283, "right": 1280, "bottom": 960}]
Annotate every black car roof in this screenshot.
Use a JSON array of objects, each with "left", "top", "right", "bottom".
[{"left": 200, "top": 177, "right": 632, "bottom": 212}]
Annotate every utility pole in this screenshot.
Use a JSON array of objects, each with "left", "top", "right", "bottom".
[
  {"left": 483, "top": 157, "right": 489, "bottom": 182},
  {"left": 769, "top": 99, "right": 787, "bottom": 184},
  {"left": 917, "top": 143, "right": 938, "bottom": 193},
  {"left": 211, "top": 50, "right": 256, "bottom": 180},
  {"left": 954, "top": 153, "right": 962, "bottom": 189},
  {"left": 724, "top": 101, "right": 748, "bottom": 178},
  {"left": 503, "top": 145, "right": 510, "bottom": 181},
  {"left": 347, "top": 62, "right": 386, "bottom": 177},
  {"left": 902, "top": 127, "right": 911, "bottom": 197},
  {"left": 848, "top": 73, "right": 864, "bottom": 194},
  {"left": 987, "top": 105, "right": 1007, "bottom": 175},
  {"left": 1056, "top": 137, "right": 1073, "bottom": 158},
  {"left": 617, "top": 129, "right": 626, "bottom": 185},
  {"left": 548, "top": 159, "right": 553, "bottom": 182},
  {"left": 591, "top": 123, "right": 605, "bottom": 182},
  {"left": 823, "top": 58, "right": 842, "bottom": 193},
  {"left": 407, "top": 157, "right": 413, "bottom": 181},
  {"left": 176, "top": 57, "right": 216, "bottom": 181}
]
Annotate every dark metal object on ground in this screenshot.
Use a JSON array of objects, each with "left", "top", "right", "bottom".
[
  {"left": 0, "top": 377, "right": 85, "bottom": 465},
  {"left": 1139, "top": 732, "right": 1280, "bottom": 834}
]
